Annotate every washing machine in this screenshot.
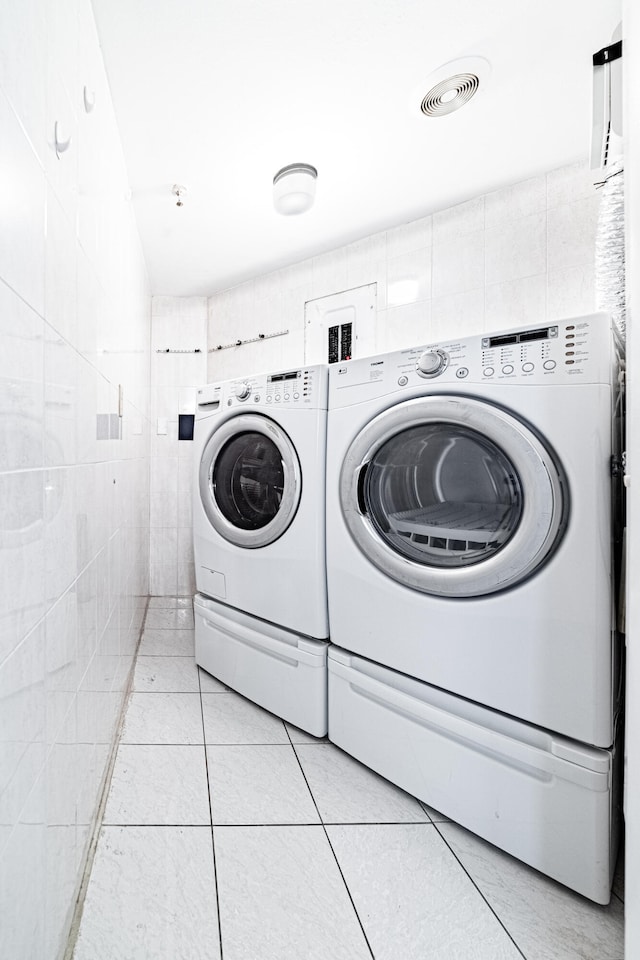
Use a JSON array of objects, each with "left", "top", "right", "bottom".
[
  {"left": 325, "top": 313, "right": 623, "bottom": 901},
  {"left": 193, "top": 364, "right": 329, "bottom": 735}
]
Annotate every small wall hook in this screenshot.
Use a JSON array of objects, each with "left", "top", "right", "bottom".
[
  {"left": 83, "top": 86, "right": 96, "bottom": 113},
  {"left": 54, "top": 120, "right": 72, "bottom": 159}
]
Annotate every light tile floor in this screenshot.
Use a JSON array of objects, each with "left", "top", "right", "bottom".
[{"left": 72, "top": 598, "right": 625, "bottom": 960}]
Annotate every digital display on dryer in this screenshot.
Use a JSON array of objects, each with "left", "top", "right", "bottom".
[
  {"left": 268, "top": 371, "right": 299, "bottom": 382},
  {"left": 482, "top": 326, "right": 558, "bottom": 348}
]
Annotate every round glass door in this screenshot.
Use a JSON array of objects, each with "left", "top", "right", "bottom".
[
  {"left": 213, "top": 432, "right": 286, "bottom": 530},
  {"left": 340, "top": 396, "right": 568, "bottom": 597},
  {"left": 200, "top": 414, "right": 301, "bottom": 548}
]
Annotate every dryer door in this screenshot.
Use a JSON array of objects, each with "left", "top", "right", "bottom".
[
  {"left": 340, "top": 395, "right": 568, "bottom": 597},
  {"left": 199, "top": 414, "right": 301, "bottom": 548}
]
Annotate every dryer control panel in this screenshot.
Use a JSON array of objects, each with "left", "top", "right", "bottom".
[
  {"left": 412, "top": 314, "right": 613, "bottom": 386},
  {"left": 329, "top": 312, "right": 615, "bottom": 405}
]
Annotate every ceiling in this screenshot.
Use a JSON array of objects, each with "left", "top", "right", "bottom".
[{"left": 91, "top": 0, "right": 620, "bottom": 297}]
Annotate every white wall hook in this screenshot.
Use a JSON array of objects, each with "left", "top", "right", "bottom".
[
  {"left": 54, "top": 120, "right": 72, "bottom": 159},
  {"left": 83, "top": 86, "right": 96, "bottom": 113}
]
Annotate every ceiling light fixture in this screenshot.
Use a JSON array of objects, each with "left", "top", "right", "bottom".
[{"left": 273, "top": 163, "right": 317, "bottom": 215}]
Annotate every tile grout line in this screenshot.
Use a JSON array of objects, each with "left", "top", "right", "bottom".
[
  {"left": 432, "top": 822, "right": 528, "bottom": 960},
  {"left": 199, "top": 665, "right": 225, "bottom": 960},
  {"left": 288, "top": 734, "right": 376, "bottom": 960},
  {"left": 205, "top": 819, "right": 431, "bottom": 827},
  {"left": 63, "top": 596, "right": 152, "bottom": 960}
]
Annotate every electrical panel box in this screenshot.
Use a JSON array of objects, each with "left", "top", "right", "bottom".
[{"left": 304, "top": 284, "right": 377, "bottom": 365}]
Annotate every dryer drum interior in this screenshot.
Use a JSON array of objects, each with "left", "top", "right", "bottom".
[
  {"left": 341, "top": 395, "right": 569, "bottom": 598},
  {"left": 361, "top": 422, "right": 524, "bottom": 567}
]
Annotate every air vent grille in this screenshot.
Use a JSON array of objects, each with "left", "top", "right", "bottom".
[{"left": 420, "top": 72, "right": 480, "bottom": 117}]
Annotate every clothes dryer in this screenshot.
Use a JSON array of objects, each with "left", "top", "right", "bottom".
[
  {"left": 325, "top": 313, "right": 622, "bottom": 900},
  {"left": 193, "top": 364, "right": 329, "bottom": 735}
]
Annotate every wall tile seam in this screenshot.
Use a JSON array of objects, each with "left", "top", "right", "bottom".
[
  {"left": 0, "top": 537, "right": 145, "bottom": 669},
  {"left": 45, "top": 187, "right": 81, "bottom": 250},
  {"left": 546, "top": 206, "right": 588, "bottom": 276},
  {"left": 1, "top": 620, "right": 137, "bottom": 772},
  {"left": 0, "top": 273, "right": 47, "bottom": 325},
  {"left": 544, "top": 165, "right": 597, "bottom": 209},
  {"left": 0, "top": 637, "right": 141, "bottom": 858},
  {"left": 35, "top": 456, "right": 149, "bottom": 473},
  {"left": 432, "top": 198, "right": 486, "bottom": 245},
  {"left": 38, "top": 335, "right": 151, "bottom": 406},
  {"left": 482, "top": 205, "right": 549, "bottom": 230},
  {"left": 0, "top": 82, "right": 46, "bottom": 175},
  {"left": 386, "top": 248, "right": 432, "bottom": 272},
  {"left": 483, "top": 273, "right": 549, "bottom": 294},
  {"left": 431, "top": 227, "right": 486, "bottom": 254},
  {"left": 0, "top": 464, "right": 52, "bottom": 478},
  {"left": 483, "top": 263, "right": 554, "bottom": 289},
  {"left": 386, "top": 296, "right": 432, "bottom": 310},
  {"left": 545, "top": 196, "right": 599, "bottom": 220},
  {"left": 0, "top": 616, "right": 48, "bottom": 674},
  {"left": 487, "top": 280, "right": 550, "bottom": 326},
  {"left": 1, "top": 748, "right": 63, "bottom": 858},
  {"left": 546, "top": 193, "right": 600, "bottom": 218}
]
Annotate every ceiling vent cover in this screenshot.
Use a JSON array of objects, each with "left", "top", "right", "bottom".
[
  {"left": 417, "top": 56, "right": 491, "bottom": 118},
  {"left": 421, "top": 73, "right": 480, "bottom": 117}
]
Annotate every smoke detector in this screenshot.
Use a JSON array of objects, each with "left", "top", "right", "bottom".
[{"left": 418, "top": 56, "right": 491, "bottom": 118}]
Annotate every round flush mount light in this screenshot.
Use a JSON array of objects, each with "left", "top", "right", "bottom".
[
  {"left": 418, "top": 56, "right": 491, "bottom": 117},
  {"left": 273, "top": 163, "right": 318, "bottom": 215}
]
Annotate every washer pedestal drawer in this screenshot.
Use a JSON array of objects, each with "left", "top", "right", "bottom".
[
  {"left": 328, "top": 645, "right": 620, "bottom": 904},
  {"left": 195, "top": 593, "right": 328, "bottom": 736}
]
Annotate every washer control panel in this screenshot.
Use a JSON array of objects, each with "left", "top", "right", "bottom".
[{"left": 198, "top": 364, "right": 328, "bottom": 409}]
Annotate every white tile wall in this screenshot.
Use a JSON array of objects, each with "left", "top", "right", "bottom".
[
  {"left": 0, "top": 2, "right": 151, "bottom": 957},
  {"left": 149, "top": 296, "right": 207, "bottom": 597}
]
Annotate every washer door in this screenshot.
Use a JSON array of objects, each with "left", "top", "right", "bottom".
[
  {"left": 199, "top": 414, "right": 301, "bottom": 548},
  {"left": 340, "top": 396, "right": 568, "bottom": 597}
]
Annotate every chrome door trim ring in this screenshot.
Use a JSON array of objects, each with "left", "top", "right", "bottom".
[
  {"left": 199, "top": 413, "right": 301, "bottom": 548},
  {"left": 339, "top": 395, "right": 568, "bottom": 597}
]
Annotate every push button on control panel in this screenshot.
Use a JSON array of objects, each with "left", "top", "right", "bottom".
[
  {"left": 456, "top": 367, "right": 469, "bottom": 379},
  {"left": 502, "top": 364, "right": 514, "bottom": 375},
  {"left": 543, "top": 360, "right": 556, "bottom": 371},
  {"left": 522, "top": 362, "right": 534, "bottom": 372},
  {"left": 398, "top": 375, "right": 409, "bottom": 386},
  {"left": 483, "top": 367, "right": 495, "bottom": 378}
]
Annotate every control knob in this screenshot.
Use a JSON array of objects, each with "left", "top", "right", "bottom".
[
  {"left": 416, "top": 348, "right": 449, "bottom": 378},
  {"left": 234, "top": 382, "right": 251, "bottom": 401}
]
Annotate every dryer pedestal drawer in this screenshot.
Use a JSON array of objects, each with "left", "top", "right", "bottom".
[
  {"left": 328, "top": 646, "right": 619, "bottom": 904},
  {"left": 195, "top": 593, "right": 329, "bottom": 736}
]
